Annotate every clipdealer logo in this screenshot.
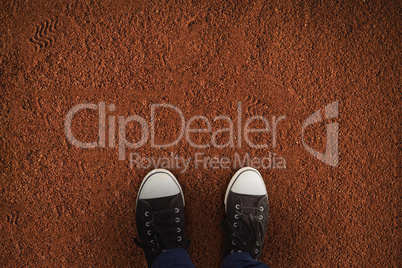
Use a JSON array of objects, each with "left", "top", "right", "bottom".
[
  {"left": 301, "top": 101, "right": 339, "bottom": 167},
  {"left": 64, "top": 101, "right": 339, "bottom": 171}
]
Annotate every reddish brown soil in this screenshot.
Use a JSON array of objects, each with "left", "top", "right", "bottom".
[{"left": 1, "top": 0, "right": 401, "bottom": 267}]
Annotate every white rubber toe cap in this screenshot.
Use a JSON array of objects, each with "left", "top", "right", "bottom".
[
  {"left": 138, "top": 169, "right": 182, "bottom": 200},
  {"left": 229, "top": 167, "right": 267, "bottom": 196}
]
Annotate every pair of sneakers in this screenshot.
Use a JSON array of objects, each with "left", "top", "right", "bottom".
[{"left": 134, "top": 167, "right": 269, "bottom": 267}]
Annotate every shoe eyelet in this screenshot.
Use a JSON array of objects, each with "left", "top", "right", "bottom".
[
  {"left": 177, "top": 236, "right": 182, "bottom": 242},
  {"left": 147, "top": 230, "right": 152, "bottom": 236},
  {"left": 233, "top": 222, "right": 238, "bottom": 227},
  {"left": 256, "top": 241, "right": 259, "bottom": 246},
  {"left": 150, "top": 240, "right": 154, "bottom": 244},
  {"left": 235, "top": 204, "right": 240, "bottom": 209},
  {"left": 260, "top": 206, "right": 264, "bottom": 211},
  {"left": 175, "top": 217, "right": 180, "bottom": 223},
  {"left": 232, "top": 240, "right": 236, "bottom": 245},
  {"left": 145, "top": 221, "right": 150, "bottom": 227},
  {"left": 232, "top": 233, "right": 236, "bottom": 237},
  {"left": 145, "top": 211, "right": 150, "bottom": 217},
  {"left": 254, "top": 249, "right": 259, "bottom": 254},
  {"left": 175, "top": 208, "right": 179, "bottom": 213},
  {"left": 234, "top": 214, "right": 239, "bottom": 219},
  {"left": 231, "top": 249, "right": 235, "bottom": 254},
  {"left": 259, "top": 215, "right": 263, "bottom": 220},
  {"left": 177, "top": 227, "right": 181, "bottom": 233}
]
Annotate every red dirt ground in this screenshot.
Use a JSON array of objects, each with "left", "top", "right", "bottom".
[{"left": 1, "top": 0, "right": 401, "bottom": 267}]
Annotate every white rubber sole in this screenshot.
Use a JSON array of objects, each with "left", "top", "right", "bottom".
[
  {"left": 224, "top": 167, "right": 265, "bottom": 212},
  {"left": 135, "top": 169, "right": 185, "bottom": 211}
]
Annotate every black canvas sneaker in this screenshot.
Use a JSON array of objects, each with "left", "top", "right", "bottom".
[
  {"left": 135, "top": 169, "right": 190, "bottom": 267},
  {"left": 222, "top": 167, "right": 269, "bottom": 261}
]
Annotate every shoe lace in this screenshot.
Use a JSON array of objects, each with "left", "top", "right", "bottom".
[
  {"left": 135, "top": 207, "right": 189, "bottom": 253},
  {"left": 221, "top": 204, "right": 265, "bottom": 257}
]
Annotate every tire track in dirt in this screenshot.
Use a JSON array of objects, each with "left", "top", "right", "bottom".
[
  {"left": 29, "top": 18, "right": 58, "bottom": 51},
  {"left": 6, "top": 211, "right": 19, "bottom": 225}
]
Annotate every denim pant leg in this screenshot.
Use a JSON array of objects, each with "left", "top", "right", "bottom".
[
  {"left": 152, "top": 248, "right": 196, "bottom": 268},
  {"left": 221, "top": 252, "right": 270, "bottom": 268}
]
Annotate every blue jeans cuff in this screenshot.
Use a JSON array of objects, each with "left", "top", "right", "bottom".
[
  {"left": 152, "top": 248, "right": 195, "bottom": 268},
  {"left": 221, "top": 252, "right": 270, "bottom": 268}
]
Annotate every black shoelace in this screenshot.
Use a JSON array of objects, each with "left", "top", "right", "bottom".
[
  {"left": 221, "top": 205, "right": 264, "bottom": 258},
  {"left": 135, "top": 207, "right": 188, "bottom": 253}
]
